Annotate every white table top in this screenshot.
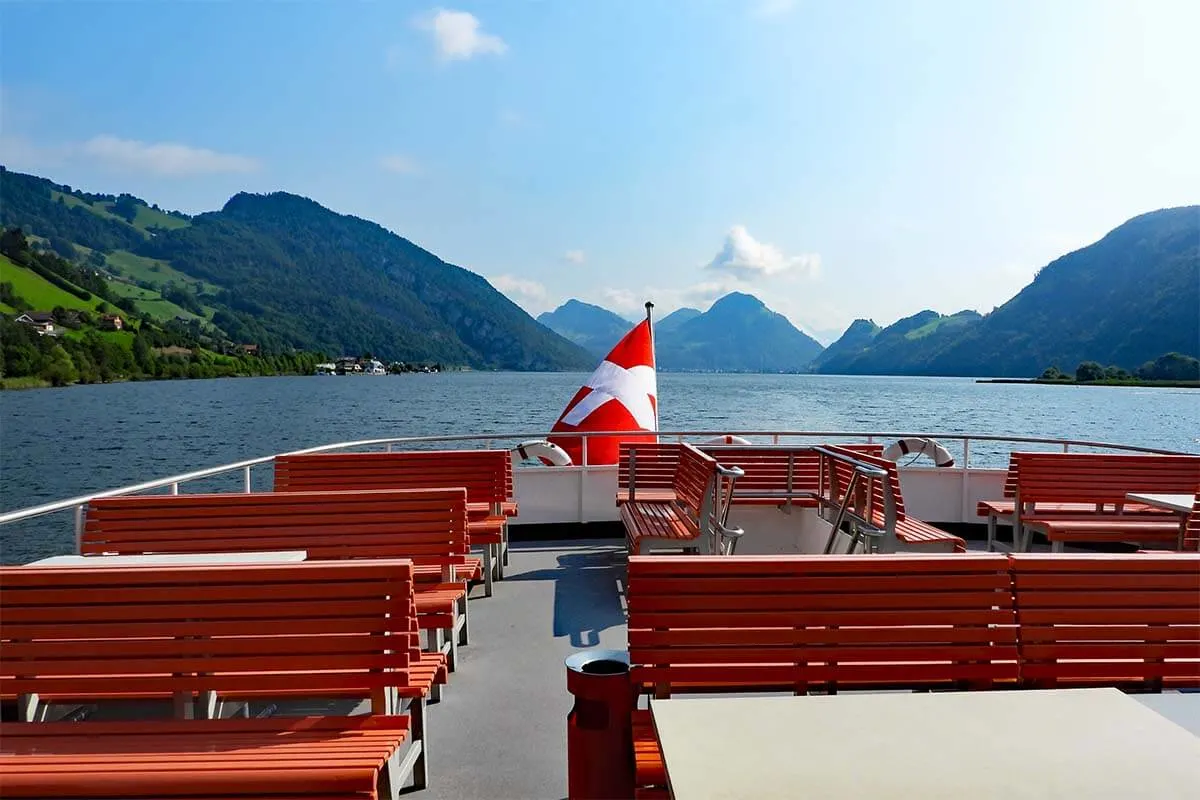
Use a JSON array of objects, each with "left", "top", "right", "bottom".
[
  {"left": 26, "top": 550, "right": 308, "bottom": 567},
  {"left": 1126, "top": 493, "right": 1194, "bottom": 513},
  {"left": 651, "top": 689, "right": 1200, "bottom": 799}
]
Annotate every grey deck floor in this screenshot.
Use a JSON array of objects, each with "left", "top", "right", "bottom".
[{"left": 423, "top": 540, "right": 628, "bottom": 800}]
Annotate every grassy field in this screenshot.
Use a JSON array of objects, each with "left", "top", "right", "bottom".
[
  {"left": 0, "top": 376, "right": 52, "bottom": 390},
  {"left": 106, "top": 250, "right": 217, "bottom": 294},
  {"left": 0, "top": 254, "right": 106, "bottom": 312},
  {"left": 48, "top": 191, "right": 189, "bottom": 233},
  {"left": 129, "top": 204, "right": 189, "bottom": 231},
  {"left": 106, "top": 281, "right": 205, "bottom": 322}
]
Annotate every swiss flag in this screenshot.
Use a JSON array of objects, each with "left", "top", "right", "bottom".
[{"left": 549, "top": 318, "right": 658, "bottom": 465}]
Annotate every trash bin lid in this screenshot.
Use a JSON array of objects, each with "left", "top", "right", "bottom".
[{"left": 565, "top": 648, "right": 629, "bottom": 675}]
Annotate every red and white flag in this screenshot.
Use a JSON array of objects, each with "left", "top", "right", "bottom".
[{"left": 549, "top": 317, "right": 658, "bottom": 465}]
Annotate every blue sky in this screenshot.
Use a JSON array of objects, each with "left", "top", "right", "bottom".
[{"left": 2, "top": 1, "right": 1197, "bottom": 341}]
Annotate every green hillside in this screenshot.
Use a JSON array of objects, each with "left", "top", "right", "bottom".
[
  {"left": 2, "top": 167, "right": 592, "bottom": 369},
  {"left": 0, "top": 254, "right": 106, "bottom": 312}
]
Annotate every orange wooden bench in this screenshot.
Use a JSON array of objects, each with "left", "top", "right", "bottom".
[
  {"left": 0, "top": 560, "right": 429, "bottom": 796},
  {"left": 626, "top": 553, "right": 1017, "bottom": 795},
  {"left": 617, "top": 442, "right": 884, "bottom": 508},
  {"left": 998, "top": 453, "right": 1200, "bottom": 551},
  {"left": 275, "top": 450, "right": 512, "bottom": 594},
  {"left": 1010, "top": 553, "right": 1200, "bottom": 689},
  {"left": 82, "top": 488, "right": 470, "bottom": 673},
  {"left": 620, "top": 444, "right": 726, "bottom": 554},
  {"left": 822, "top": 445, "right": 966, "bottom": 552},
  {"left": 978, "top": 452, "right": 1187, "bottom": 550}
]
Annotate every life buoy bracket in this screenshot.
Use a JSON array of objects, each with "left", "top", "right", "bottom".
[
  {"left": 882, "top": 437, "right": 956, "bottom": 468},
  {"left": 702, "top": 435, "right": 753, "bottom": 446},
  {"left": 511, "top": 439, "right": 573, "bottom": 467}
]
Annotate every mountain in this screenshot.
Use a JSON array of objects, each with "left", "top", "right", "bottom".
[
  {"left": 656, "top": 307, "right": 701, "bottom": 335},
  {"left": 815, "top": 310, "right": 982, "bottom": 374},
  {"left": 925, "top": 207, "right": 1199, "bottom": 375},
  {"left": 0, "top": 168, "right": 593, "bottom": 370},
  {"left": 657, "top": 292, "right": 825, "bottom": 372},
  {"left": 809, "top": 318, "right": 882, "bottom": 371},
  {"left": 814, "top": 207, "right": 1199, "bottom": 376},
  {"left": 537, "top": 299, "right": 631, "bottom": 357}
]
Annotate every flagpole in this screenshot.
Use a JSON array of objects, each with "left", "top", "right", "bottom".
[{"left": 645, "top": 301, "right": 656, "bottom": 434}]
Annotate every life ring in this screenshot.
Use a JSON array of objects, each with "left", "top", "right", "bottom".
[
  {"left": 703, "top": 435, "right": 753, "bottom": 446},
  {"left": 510, "top": 439, "right": 573, "bottom": 467},
  {"left": 882, "top": 437, "right": 956, "bottom": 467}
]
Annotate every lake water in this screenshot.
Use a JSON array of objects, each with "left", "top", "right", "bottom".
[{"left": 2, "top": 373, "right": 1196, "bottom": 563}]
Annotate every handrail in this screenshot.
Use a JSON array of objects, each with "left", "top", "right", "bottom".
[{"left": 0, "top": 428, "right": 1188, "bottom": 527}]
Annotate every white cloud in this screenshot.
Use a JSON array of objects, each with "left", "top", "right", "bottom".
[
  {"left": 81, "top": 135, "right": 259, "bottom": 176},
  {"left": 489, "top": 274, "right": 552, "bottom": 314},
  {"left": 0, "top": 133, "right": 67, "bottom": 170},
  {"left": 705, "top": 225, "right": 820, "bottom": 280},
  {"left": 753, "top": 0, "right": 797, "bottom": 18},
  {"left": 380, "top": 154, "right": 420, "bottom": 174},
  {"left": 416, "top": 9, "right": 507, "bottom": 62},
  {"left": 563, "top": 250, "right": 585, "bottom": 264}
]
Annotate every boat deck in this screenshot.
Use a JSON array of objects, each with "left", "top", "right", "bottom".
[{"left": 423, "top": 540, "right": 628, "bottom": 800}]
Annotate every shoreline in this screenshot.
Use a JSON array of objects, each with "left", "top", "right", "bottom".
[{"left": 977, "top": 378, "right": 1199, "bottom": 388}]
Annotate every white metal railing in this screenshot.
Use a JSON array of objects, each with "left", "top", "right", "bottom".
[{"left": 0, "top": 430, "right": 1185, "bottom": 543}]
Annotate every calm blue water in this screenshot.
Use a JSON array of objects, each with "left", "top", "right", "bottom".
[{"left": 2, "top": 373, "right": 1196, "bottom": 563}]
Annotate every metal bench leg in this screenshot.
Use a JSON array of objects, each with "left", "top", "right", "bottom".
[
  {"left": 447, "top": 620, "right": 459, "bottom": 672},
  {"left": 17, "top": 694, "right": 39, "bottom": 723},
  {"left": 457, "top": 593, "right": 470, "bottom": 646},
  {"left": 494, "top": 543, "right": 505, "bottom": 580},
  {"left": 410, "top": 695, "right": 429, "bottom": 790},
  {"left": 502, "top": 526, "right": 510, "bottom": 567},
  {"left": 482, "top": 548, "right": 494, "bottom": 597},
  {"left": 987, "top": 516, "right": 997, "bottom": 551}
]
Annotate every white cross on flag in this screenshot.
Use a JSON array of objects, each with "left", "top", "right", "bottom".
[{"left": 549, "top": 318, "right": 658, "bottom": 465}]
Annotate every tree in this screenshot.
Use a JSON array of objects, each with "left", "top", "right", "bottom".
[
  {"left": 1038, "top": 366, "right": 1068, "bottom": 381},
  {"left": 1137, "top": 352, "right": 1200, "bottom": 381},
  {"left": 1075, "top": 361, "right": 1105, "bottom": 382},
  {"left": 41, "top": 344, "right": 79, "bottom": 387},
  {"left": 0, "top": 227, "right": 30, "bottom": 264}
]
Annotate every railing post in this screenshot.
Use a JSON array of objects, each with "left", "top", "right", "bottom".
[
  {"left": 1062, "top": 443, "right": 1070, "bottom": 453},
  {"left": 170, "top": 483, "right": 179, "bottom": 495},
  {"left": 386, "top": 443, "right": 394, "bottom": 453},
  {"left": 243, "top": 466, "right": 252, "bottom": 493},
  {"left": 772, "top": 434, "right": 780, "bottom": 445},
  {"left": 74, "top": 504, "right": 84, "bottom": 553}
]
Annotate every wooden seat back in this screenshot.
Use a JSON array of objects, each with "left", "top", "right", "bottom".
[
  {"left": 1, "top": 560, "right": 418, "bottom": 703},
  {"left": 619, "top": 442, "right": 884, "bottom": 504},
  {"left": 1012, "top": 452, "right": 1200, "bottom": 507},
  {"left": 627, "top": 554, "right": 1018, "bottom": 695},
  {"left": 1009, "top": 553, "right": 1200, "bottom": 689},
  {"left": 820, "top": 445, "right": 899, "bottom": 529},
  {"left": 620, "top": 443, "right": 682, "bottom": 500},
  {"left": 1185, "top": 494, "right": 1200, "bottom": 551},
  {"left": 275, "top": 450, "right": 510, "bottom": 508},
  {"left": 83, "top": 488, "right": 469, "bottom": 569}
]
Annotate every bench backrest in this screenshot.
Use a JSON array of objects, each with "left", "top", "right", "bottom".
[
  {"left": 83, "top": 488, "right": 469, "bottom": 569},
  {"left": 619, "top": 442, "right": 884, "bottom": 502},
  {"left": 821, "top": 445, "right": 902, "bottom": 528},
  {"left": 674, "top": 443, "right": 719, "bottom": 514},
  {"left": 1, "top": 560, "right": 417, "bottom": 704},
  {"left": 1012, "top": 452, "right": 1200, "bottom": 507},
  {"left": 619, "top": 443, "right": 682, "bottom": 497},
  {"left": 274, "top": 450, "right": 510, "bottom": 507},
  {"left": 1186, "top": 494, "right": 1200, "bottom": 551},
  {"left": 1010, "top": 553, "right": 1200, "bottom": 688},
  {"left": 627, "top": 553, "right": 1018, "bottom": 695}
]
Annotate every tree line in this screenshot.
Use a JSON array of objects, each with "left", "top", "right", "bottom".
[{"left": 1039, "top": 353, "right": 1200, "bottom": 384}]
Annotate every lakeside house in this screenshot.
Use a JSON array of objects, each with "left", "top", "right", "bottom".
[
  {"left": 238, "top": 343, "right": 259, "bottom": 356},
  {"left": 13, "top": 312, "right": 60, "bottom": 337},
  {"left": 98, "top": 314, "right": 124, "bottom": 331}
]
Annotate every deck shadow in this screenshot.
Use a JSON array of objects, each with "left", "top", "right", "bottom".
[{"left": 505, "top": 546, "right": 627, "bottom": 647}]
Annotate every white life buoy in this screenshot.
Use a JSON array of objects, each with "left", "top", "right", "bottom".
[
  {"left": 882, "top": 437, "right": 956, "bottom": 468},
  {"left": 703, "top": 435, "right": 753, "bottom": 446},
  {"left": 510, "top": 439, "right": 573, "bottom": 467}
]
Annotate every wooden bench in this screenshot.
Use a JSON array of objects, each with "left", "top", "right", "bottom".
[
  {"left": 626, "top": 553, "right": 1018, "bottom": 795},
  {"left": 620, "top": 444, "right": 724, "bottom": 554},
  {"left": 978, "top": 452, "right": 1187, "bottom": 550},
  {"left": 0, "top": 560, "right": 428, "bottom": 797},
  {"left": 822, "top": 445, "right": 966, "bottom": 552},
  {"left": 998, "top": 453, "right": 1200, "bottom": 551},
  {"left": 275, "top": 450, "right": 512, "bottom": 594},
  {"left": 1010, "top": 553, "right": 1200, "bottom": 689},
  {"left": 617, "top": 442, "right": 884, "bottom": 508},
  {"left": 83, "top": 488, "right": 470, "bottom": 672}
]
